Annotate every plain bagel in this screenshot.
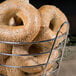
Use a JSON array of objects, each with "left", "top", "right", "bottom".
[
  {"left": 6, "top": 57, "right": 25, "bottom": 76},
  {"left": 0, "top": 1, "right": 41, "bottom": 42},
  {"left": 6, "top": 58, "right": 53, "bottom": 76},
  {"left": 34, "top": 5, "right": 68, "bottom": 51}
]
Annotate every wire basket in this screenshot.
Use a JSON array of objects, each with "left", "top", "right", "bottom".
[{"left": 0, "top": 22, "right": 69, "bottom": 76}]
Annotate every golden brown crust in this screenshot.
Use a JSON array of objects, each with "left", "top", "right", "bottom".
[
  {"left": 0, "top": 43, "right": 12, "bottom": 63},
  {"left": 34, "top": 28, "right": 56, "bottom": 51},
  {"left": 0, "top": 1, "right": 41, "bottom": 42},
  {"left": 25, "top": 68, "right": 53, "bottom": 76},
  {"left": 4, "top": 57, "right": 53, "bottom": 76},
  {"left": 7, "top": 0, "right": 29, "bottom": 4},
  {"left": 0, "top": 43, "right": 12, "bottom": 75},
  {"left": 34, "top": 5, "right": 68, "bottom": 50},
  {"left": 27, "top": 67, "right": 53, "bottom": 76},
  {"left": 6, "top": 57, "right": 26, "bottom": 76},
  {"left": 39, "top": 5, "right": 68, "bottom": 33},
  {"left": 0, "top": 66, "right": 7, "bottom": 75}
]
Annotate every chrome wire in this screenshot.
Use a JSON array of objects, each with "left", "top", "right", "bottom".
[{"left": 42, "top": 22, "right": 69, "bottom": 76}]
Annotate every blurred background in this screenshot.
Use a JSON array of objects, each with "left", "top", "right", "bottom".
[{"left": 0, "top": 0, "right": 76, "bottom": 76}]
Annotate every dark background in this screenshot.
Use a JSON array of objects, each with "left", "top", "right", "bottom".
[{"left": 0, "top": 0, "right": 76, "bottom": 36}]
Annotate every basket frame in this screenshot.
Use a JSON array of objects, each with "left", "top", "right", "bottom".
[{"left": 0, "top": 22, "right": 69, "bottom": 76}]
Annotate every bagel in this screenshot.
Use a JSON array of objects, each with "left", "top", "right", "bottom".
[
  {"left": 0, "top": 43, "right": 12, "bottom": 75},
  {"left": 27, "top": 67, "right": 53, "bottom": 76},
  {"left": 12, "top": 45, "right": 59, "bottom": 74},
  {"left": 6, "top": 57, "right": 52, "bottom": 76},
  {"left": 39, "top": 5, "right": 68, "bottom": 33},
  {"left": 0, "top": 43, "right": 12, "bottom": 63},
  {"left": 34, "top": 5, "right": 68, "bottom": 51},
  {"left": 8, "top": 0, "right": 29, "bottom": 4},
  {"left": 0, "top": 1, "right": 41, "bottom": 42},
  {"left": 0, "top": 57, "right": 26, "bottom": 76},
  {"left": 1, "top": 56, "right": 53, "bottom": 76},
  {"left": 0, "top": 0, "right": 12, "bottom": 65},
  {"left": 6, "top": 57, "right": 25, "bottom": 76},
  {"left": 0, "top": 66, "right": 7, "bottom": 76}
]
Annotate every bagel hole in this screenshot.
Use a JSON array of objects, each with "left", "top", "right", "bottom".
[
  {"left": 14, "top": 16, "right": 23, "bottom": 26},
  {"left": 49, "top": 22, "right": 54, "bottom": 30},
  {"left": 9, "top": 15, "right": 23, "bottom": 26},
  {"left": 24, "top": 72, "right": 29, "bottom": 75},
  {"left": 29, "top": 44, "right": 42, "bottom": 57}
]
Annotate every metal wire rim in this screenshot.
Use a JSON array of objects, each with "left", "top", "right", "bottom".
[
  {"left": 0, "top": 33, "right": 66, "bottom": 45},
  {"left": 42, "top": 21, "right": 69, "bottom": 76},
  {"left": 0, "top": 42, "right": 63, "bottom": 56},
  {"left": 0, "top": 56, "right": 60, "bottom": 68}
]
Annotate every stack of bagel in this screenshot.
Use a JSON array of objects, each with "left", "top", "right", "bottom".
[{"left": 0, "top": 0, "right": 68, "bottom": 76}]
